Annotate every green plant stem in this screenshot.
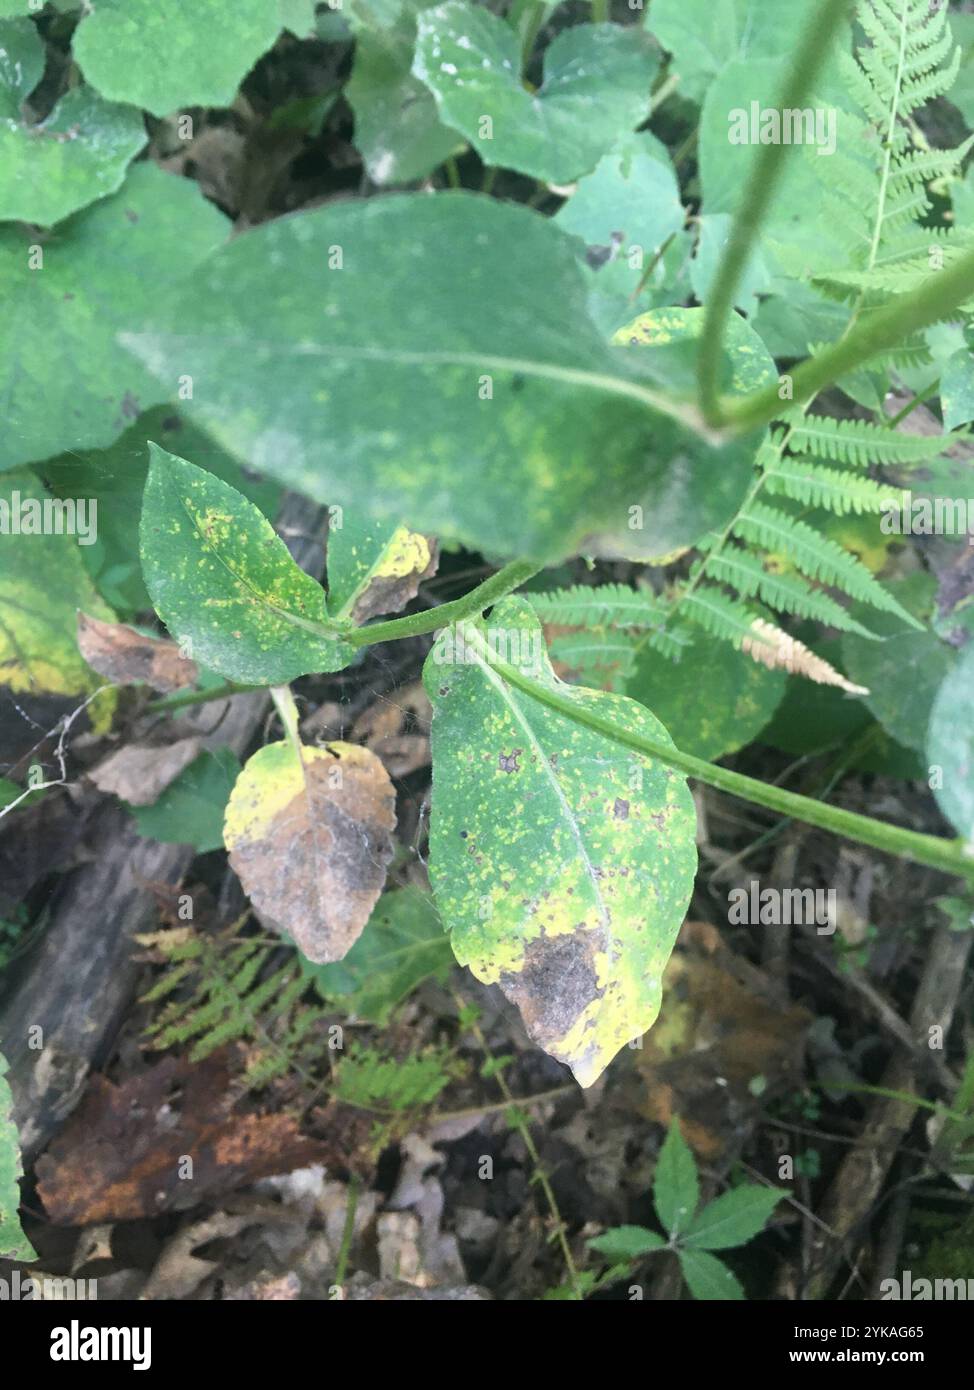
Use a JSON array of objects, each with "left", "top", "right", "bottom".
[
  {"left": 723, "top": 242, "right": 974, "bottom": 433},
  {"left": 148, "top": 680, "right": 260, "bottom": 712},
  {"left": 334, "top": 1174, "right": 360, "bottom": 1290},
  {"left": 270, "top": 685, "right": 302, "bottom": 756},
  {"left": 590, "top": 0, "right": 610, "bottom": 23},
  {"left": 886, "top": 377, "right": 941, "bottom": 429},
  {"left": 460, "top": 628, "right": 974, "bottom": 882},
  {"left": 512, "top": 0, "right": 551, "bottom": 62},
  {"left": 345, "top": 558, "right": 542, "bottom": 646},
  {"left": 697, "top": 0, "right": 855, "bottom": 425}
]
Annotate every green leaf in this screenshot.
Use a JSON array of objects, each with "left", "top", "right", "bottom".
[
  {"left": 697, "top": 59, "right": 860, "bottom": 282},
  {"left": 121, "top": 192, "right": 762, "bottom": 566},
  {"left": 131, "top": 746, "right": 242, "bottom": 852},
  {"left": 423, "top": 597, "right": 697, "bottom": 1087},
  {"left": 0, "top": 162, "right": 226, "bottom": 474},
  {"left": 653, "top": 1118, "right": 700, "bottom": 1237},
  {"left": 588, "top": 1225, "right": 666, "bottom": 1261},
  {"left": 71, "top": 0, "right": 305, "bottom": 117},
  {"left": 615, "top": 304, "right": 778, "bottom": 399},
  {"left": 347, "top": 7, "right": 464, "bottom": 185},
  {"left": 40, "top": 407, "right": 281, "bottom": 617},
  {"left": 683, "top": 1184, "right": 786, "bottom": 1250},
  {"left": 627, "top": 637, "right": 786, "bottom": 762},
  {"left": 0, "top": 1049, "right": 35, "bottom": 1261},
  {"left": 302, "top": 885, "right": 453, "bottom": 1022},
  {"left": 553, "top": 131, "right": 686, "bottom": 334},
  {"left": 0, "top": 469, "right": 114, "bottom": 700},
  {"left": 648, "top": 0, "right": 831, "bottom": 105},
  {"left": 413, "top": 5, "right": 657, "bottom": 183},
  {"left": 841, "top": 600, "right": 955, "bottom": 755},
  {"left": 942, "top": 348, "right": 974, "bottom": 433},
  {"left": 140, "top": 446, "right": 353, "bottom": 684},
  {"left": 678, "top": 1248, "right": 744, "bottom": 1300},
  {"left": 0, "top": 17, "right": 146, "bottom": 226},
  {"left": 927, "top": 642, "right": 974, "bottom": 846}
]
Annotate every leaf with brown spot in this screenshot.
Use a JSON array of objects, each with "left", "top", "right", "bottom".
[
  {"left": 77, "top": 611, "right": 199, "bottom": 692},
  {"left": 89, "top": 736, "right": 203, "bottom": 805},
  {"left": 223, "top": 738, "right": 397, "bottom": 964},
  {"left": 424, "top": 597, "right": 697, "bottom": 1088},
  {"left": 328, "top": 514, "right": 439, "bottom": 626}
]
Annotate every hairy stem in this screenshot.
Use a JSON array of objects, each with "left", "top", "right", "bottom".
[
  {"left": 345, "top": 559, "right": 542, "bottom": 647},
  {"left": 462, "top": 628, "right": 974, "bottom": 882},
  {"left": 697, "top": 0, "right": 855, "bottom": 425},
  {"left": 722, "top": 242, "right": 974, "bottom": 433}
]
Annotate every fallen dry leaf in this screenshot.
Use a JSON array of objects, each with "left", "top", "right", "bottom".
[
  {"left": 636, "top": 920, "right": 811, "bottom": 1160},
  {"left": 77, "top": 612, "right": 198, "bottom": 692},
  {"left": 88, "top": 736, "right": 203, "bottom": 805},
  {"left": 350, "top": 681, "right": 431, "bottom": 777},
  {"left": 36, "top": 1054, "right": 327, "bottom": 1225},
  {"left": 224, "top": 738, "right": 397, "bottom": 963}
]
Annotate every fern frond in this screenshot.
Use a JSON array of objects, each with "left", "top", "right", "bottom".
[
  {"left": 764, "top": 462, "right": 910, "bottom": 516},
  {"left": 787, "top": 415, "right": 949, "bottom": 467},
  {"left": 742, "top": 620, "right": 870, "bottom": 695},
  {"left": 703, "top": 547, "right": 877, "bottom": 636},
  {"left": 733, "top": 502, "right": 921, "bottom": 626},
  {"left": 528, "top": 583, "right": 667, "bottom": 629}
]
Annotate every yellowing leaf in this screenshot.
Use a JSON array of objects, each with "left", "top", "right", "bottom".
[
  {"left": 0, "top": 470, "right": 114, "bottom": 701},
  {"left": 424, "top": 598, "right": 697, "bottom": 1087},
  {"left": 224, "top": 739, "right": 397, "bottom": 963},
  {"left": 327, "top": 513, "right": 437, "bottom": 625}
]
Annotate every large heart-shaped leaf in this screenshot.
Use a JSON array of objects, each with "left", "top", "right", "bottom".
[
  {"left": 122, "top": 191, "right": 761, "bottom": 565},
  {"left": 224, "top": 739, "right": 397, "bottom": 963},
  {"left": 0, "top": 17, "right": 146, "bottom": 226},
  {"left": 0, "top": 162, "right": 226, "bottom": 473},
  {"left": 347, "top": 3, "right": 464, "bottom": 185},
  {"left": 140, "top": 446, "right": 354, "bottom": 685},
  {"left": 423, "top": 598, "right": 697, "bottom": 1086},
  {"left": 72, "top": 0, "right": 313, "bottom": 117},
  {"left": 413, "top": 5, "right": 657, "bottom": 182},
  {"left": 647, "top": 0, "right": 833, "bottom": 104}
]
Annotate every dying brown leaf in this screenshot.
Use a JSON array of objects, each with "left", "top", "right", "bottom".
[
  {"left": 223, "top": 739, "right": 396, "bottom": 963},
  {"left": 77, "top": 612, "right": 198, "bottom": 692},
  {"left": 88, "top": 736, "right": 203, "bottom": 805},
  {"left": 635, "top": 920, "right": 811, "bottom": 1160}
]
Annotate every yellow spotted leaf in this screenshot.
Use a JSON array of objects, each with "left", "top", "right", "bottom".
[
  {"left": 423, "top": 598, "right": 697, "bottom": 1087},
  {"left": 224, "top": 739, "right": 397, "bottom": 964},
  {"left": 0, "top": 469, "right": 114, "bottom": 702}
]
